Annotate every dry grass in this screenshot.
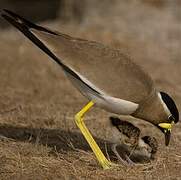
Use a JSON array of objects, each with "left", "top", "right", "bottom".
[{"left": 0, "top": 1, "right": 181, "bottom": 179}]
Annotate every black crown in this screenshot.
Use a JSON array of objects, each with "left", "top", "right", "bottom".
[{"left": 160, "top": 92, "right": 179, "bottom": 123}]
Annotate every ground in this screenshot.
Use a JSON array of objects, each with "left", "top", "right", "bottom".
[{"left": 0, "top": 1, "right": 181, "bottom": 179}]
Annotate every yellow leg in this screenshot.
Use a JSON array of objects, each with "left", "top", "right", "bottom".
[{"left": 75, "top": 101, "right": 115, "bottom": 169}]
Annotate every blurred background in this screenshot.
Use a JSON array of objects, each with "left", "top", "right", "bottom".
[
  {"left": 0, "top": 0, "right": 181, "bottom": 26},
  {"left": 0, "top": 0, "right": 181, "bottom": 179},
  {"left": 1, "top": 0, "right": 180, "bottom": 106}
]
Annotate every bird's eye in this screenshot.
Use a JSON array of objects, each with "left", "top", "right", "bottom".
[{"left": 168, "top": 115, "right": 175, "bottom": 122}]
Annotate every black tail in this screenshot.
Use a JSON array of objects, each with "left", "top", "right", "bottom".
[
  {"left": 1, "top": 9, "right": 101, "bottom": 96},
  {"left": 1, "top": 9, "right": 63, "bottom": 66},
  {"left": 1, "top": 10, "right": 82, "bottom": 82},
  {"left": 2, "top": 9, "right": 58, "bottom": 35}
]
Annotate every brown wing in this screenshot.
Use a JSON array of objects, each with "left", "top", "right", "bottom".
[
  {"left": 2, "top": 9, "right": 155, "bottom": 103},
  {"left": 33, "top": 29, "right": 155, "bottom": 103}
]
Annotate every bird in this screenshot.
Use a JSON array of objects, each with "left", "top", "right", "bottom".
[
  {"left": 109, "top": 116, "right": 158, "bottom": 164},
  {"left": 1, "top": 9, "right": 179, "bottom": 169}
]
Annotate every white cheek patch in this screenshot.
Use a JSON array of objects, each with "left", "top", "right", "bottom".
[{"left": 158, "top": 92, "right": 171, "bottom": 116}]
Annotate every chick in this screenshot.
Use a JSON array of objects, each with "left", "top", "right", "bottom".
[{"left": 110, "top": 116, "right": 158, "bottom": 165}]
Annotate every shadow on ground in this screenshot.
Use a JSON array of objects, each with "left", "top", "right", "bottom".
[{"left": 0, "top": 124, "right": 115, "bottom": 157}]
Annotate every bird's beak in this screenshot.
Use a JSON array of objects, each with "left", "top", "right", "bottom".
[
  {"left": 158, "top": 122, "right": 174, "bottom": 146},
  {"left": 164, "top": 129, "right": 171, "bottom": 146}
]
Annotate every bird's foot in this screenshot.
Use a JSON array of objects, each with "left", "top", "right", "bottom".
[{"left": 100, "top": 158, "right": 118, "bottom": 170}]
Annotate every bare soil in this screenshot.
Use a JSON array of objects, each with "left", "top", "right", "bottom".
[{"left": 0, "top": 1, "right": 181, "bottom": 179}]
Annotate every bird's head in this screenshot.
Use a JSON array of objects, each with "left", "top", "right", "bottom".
[{"left": 156, "top": 92, "right": 179, "bottom": 146}]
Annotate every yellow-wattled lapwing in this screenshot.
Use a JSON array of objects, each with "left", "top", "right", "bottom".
[
  {"left": 1, "top": 9, "right": 179, "bottom": 169},
  {"left": 110, "top": 116, "right": 158, "bottom": 164}
]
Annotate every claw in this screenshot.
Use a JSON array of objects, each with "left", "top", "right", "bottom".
[{"left": 101, "top": 159, "right": 118, "bottom": 170}]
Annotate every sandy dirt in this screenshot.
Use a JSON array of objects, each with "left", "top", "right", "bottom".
[{"left": 0, "top": 1, "right": 181, "bottom": 179}]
